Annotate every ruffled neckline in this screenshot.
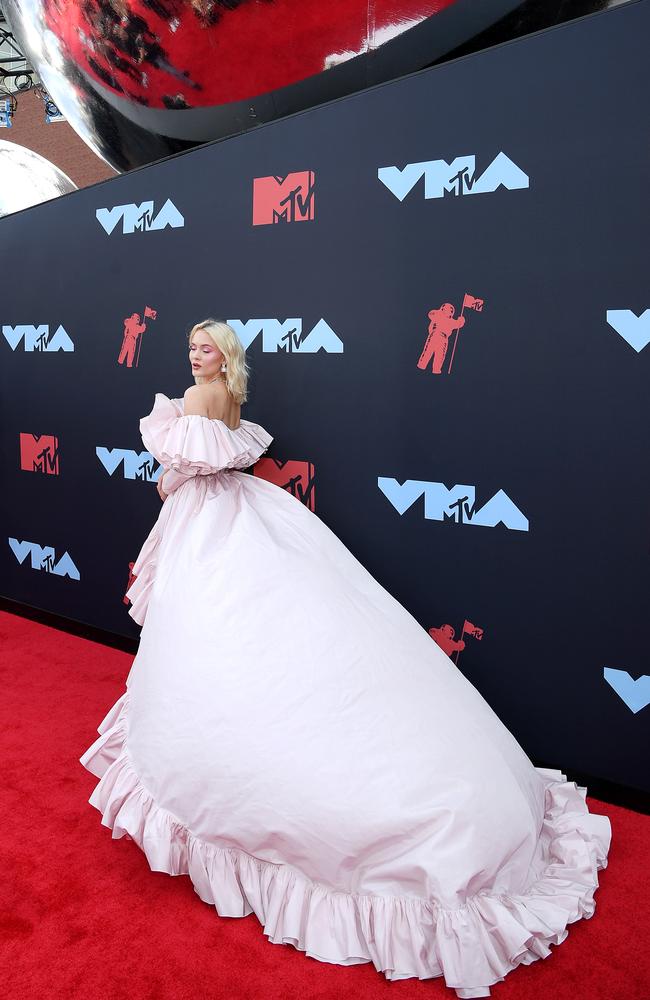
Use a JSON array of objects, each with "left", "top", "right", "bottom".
[{"left": 139, "top": 392, "right": 273, "bottom": 477}]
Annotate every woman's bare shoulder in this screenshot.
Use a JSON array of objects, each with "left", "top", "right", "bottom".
[
  {"left": 183, "top": 382, "right": 239, "bottom": 423},
  {"left": 183, "top": 384, "right": 217, "bottom": 416}
]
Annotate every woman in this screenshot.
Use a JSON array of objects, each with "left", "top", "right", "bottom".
[{"left": 81, "top": 318, "right": 611, "bottom": 999}]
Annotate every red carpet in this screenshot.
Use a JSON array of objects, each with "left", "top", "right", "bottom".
[{"left": 1, "top": 608, "right": 648, "bottom": 1000}]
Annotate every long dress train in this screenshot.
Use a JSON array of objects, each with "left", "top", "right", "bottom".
[{"left": 80, "top": 392, "right": 611, "bottom": 999}]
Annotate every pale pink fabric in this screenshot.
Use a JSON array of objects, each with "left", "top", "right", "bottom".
[{"left": 81, "top": 392, "right": 611, "bottom": 998}]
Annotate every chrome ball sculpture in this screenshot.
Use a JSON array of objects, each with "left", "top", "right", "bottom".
[
  {"left": 3, "top": 0, "right": 531, "bottom": 173},
  {"left": 0, "top": 139, "right": 77, "bottom": 217}
]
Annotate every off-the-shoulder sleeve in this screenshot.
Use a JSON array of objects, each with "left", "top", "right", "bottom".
[{"left": 140, "top": 392, "right": 273, "bottom": 478}]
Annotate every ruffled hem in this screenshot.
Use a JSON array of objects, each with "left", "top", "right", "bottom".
[
  {"left": 125, "top": 522, "right": 161, "bottom": 627},
  {"left": 140, "top": 393, "right": 273, "bottom": 475},
  {"left": 80, "top": 694, "right": 610, "bottom": 997}
]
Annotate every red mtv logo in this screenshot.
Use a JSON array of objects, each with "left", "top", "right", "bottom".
[
  {"left": 20, "top": 433, "right": 59, "bottom": 474},
  {"left": 254, "top": 458, "right": 316, "bottom": 510},
  {"left": 253, "top": 172, "right": 315, "bottom": 225}
]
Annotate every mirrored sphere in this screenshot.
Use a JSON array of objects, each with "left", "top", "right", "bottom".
[
  {"left": 3, "top": 0, "right": 523, "bottom": 173},
  {"left": 0, "top": 139, "right": 77, "bottom": 218}
]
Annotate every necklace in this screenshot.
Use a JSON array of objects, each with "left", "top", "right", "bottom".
[{"left": 206, "top": 374, "right": 227, "bottom": 385}]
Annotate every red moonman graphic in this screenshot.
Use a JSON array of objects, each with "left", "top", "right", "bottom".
[
  {"left": 252, "top": 172, "right": 316, "bottom": 225},
  {"left": 417, "top": 294, "right": 484, "bottom": 375},
  {"left": 429, "top": 619, "right": 485, "bottom": 666},
  {"left": 118, "top": 306, "right": 157, "bottom": 368},
  {"left": 417, "top": 303, "right": 465, "bottom": 374},
  {"left": 20, "top": 433, "right": 59, "bottom": 474},
  {"left": 428, "top": 624, "right": 465, "bottom": 657},
  {"left": 254, "top": 458, "right": 316, "bottom": 510}
]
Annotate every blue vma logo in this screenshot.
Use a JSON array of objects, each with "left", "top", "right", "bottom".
[
  {"left": 603, "top": 668, "right": 650, "bottom": 713},
  {"left": 606, "top": 309, "right": 650, "bottom": 352}
]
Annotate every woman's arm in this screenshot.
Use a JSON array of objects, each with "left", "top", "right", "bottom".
[
  {"left": 153, "top": 388, "right": 209, "bottom": 502},
  {"left": 156, "top": 469, "right": 169, "bottom": 502},
  {"left": 157, "top": 465, "right": 194, "bottom": 500}
]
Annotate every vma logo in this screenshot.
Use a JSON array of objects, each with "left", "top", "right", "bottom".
[
  {"left": 378, "top": 152, "right": 528, "bottom": 202},
  {"left": 254, "top": 458, "right": 316, "bottom": 510},
  {"left": 20, "top": 434, "right": 59, "bottom": 474},
  {"left": 3, "top": 325, "right": 74, "bottom": 352},
  {"left": 606, "top": 309, "right": 650, "bottom": 353},
  {"left": 253, "top": 171, "right": 315, "bottom": 225},
  {"left": 604, "top": 668, "right": 650, "bottom": 714},
  {"left": 97, "top": 447, "right": 160, "bottom": 481},
  {"left": 228, "top": 318, "right": 342, "bottom": 353},
  {"left": 8, "top": 538, "right": 80, "bottom": 578},
  {"left": 378, "top": 479, "right": 528, "bottom": 531},
  {"left": 96, "top": 199, "right": 184, "bottom": 235}
]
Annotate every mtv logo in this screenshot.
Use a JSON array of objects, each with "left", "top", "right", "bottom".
[
  {"left": 96, "top": 199, "right": 184, "bottom": 235},
  {"left": 254, "top": 458, "right": 316, "bottom": 510},
  {"left": 2, "top": 324, "right": 74, "bottom": 352},
  {"left": 8, "top": 538, "right": 80, "bottom": 579},
  {"left": 253, "top": 172, "right": 315, "bottom": 225},
  {"left": 96, "top": 447, "right": 161, "bottom": 481},
  {"left": 20, "top": 434, "right": 59, "bottom": 474}
]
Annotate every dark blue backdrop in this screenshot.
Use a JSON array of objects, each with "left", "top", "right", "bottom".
[{"left": 2, "top": 0, "right": 648, "bottom": 793}]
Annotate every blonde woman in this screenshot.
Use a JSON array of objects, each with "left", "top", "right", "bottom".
[
  {"left": 81, "top": 318, "right": 611, "bottom": 1000},
  {"left": 156, "top": 319, "right": 249, "bottom": 503}
]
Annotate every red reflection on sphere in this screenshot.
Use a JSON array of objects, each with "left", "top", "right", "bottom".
[{"left": 45, "top": 0, "right": 457, "bottom": 108}]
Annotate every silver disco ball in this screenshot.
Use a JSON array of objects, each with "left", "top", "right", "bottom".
[{"left": 0, "top": 139, "right": 77, "bottom": 218}]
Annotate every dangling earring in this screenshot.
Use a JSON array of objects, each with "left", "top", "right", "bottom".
[{"left": 220, "top": 362, "right": 227, "bottom": 373}]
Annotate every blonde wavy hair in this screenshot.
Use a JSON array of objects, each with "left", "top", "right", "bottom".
[{"left": 188, "top": 319, "right": 249, "bottom": 405}]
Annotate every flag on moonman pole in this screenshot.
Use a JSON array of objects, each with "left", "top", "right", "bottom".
[
  {"left": 462, "top": 294, "right": 484, "bottom": 312},
  {"left": 462, "top": 620, "right": 484, "bottom": 640}
]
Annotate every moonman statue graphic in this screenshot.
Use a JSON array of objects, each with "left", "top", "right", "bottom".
[
  {"left": 118, "top": 307, "right": 157, "bottom": 368},
  {"left": 428, "top": 624, "right": 466, "bottom": 657},
  {"left": 417, "top": 303, "right": 466, "bottom": 374},
  {"left": 119, "top": 313, "right": 147, "bottom": 368}
]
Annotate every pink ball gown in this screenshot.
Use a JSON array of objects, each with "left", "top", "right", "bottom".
[{"left": 80, "top": 392, "right": 611, "bottom": 999}]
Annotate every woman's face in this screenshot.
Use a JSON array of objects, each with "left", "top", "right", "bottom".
[{"left": 189, "top": 331, "right": 224, "bottom": 380}]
